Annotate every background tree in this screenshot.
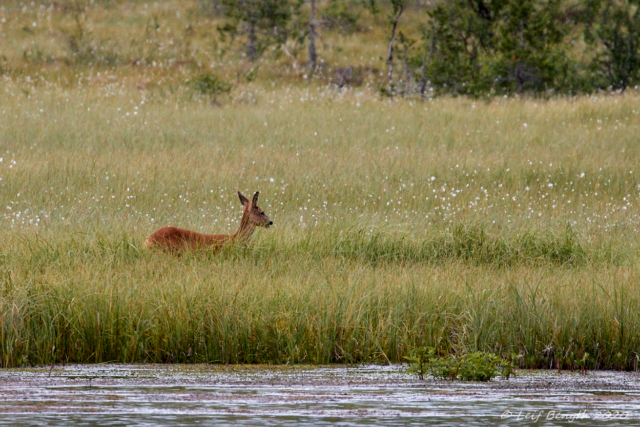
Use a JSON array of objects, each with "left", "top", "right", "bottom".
[
  {"left": 490, "top": 0, "right": 575, "bottom": 95},
  {"left": 321, "top": 0, "right": 361, "bottom": 33},
  {"left": 210, "top": 0, "right": 640, "bottom": 96},
  {"left": 421, "top": 0, "right": 498, "bottom": 96},
  {"left": 366, "top": 0, "right": 410, "bottom": 95},
  {"left": 309, "top": 0, "right": 318, "bottom": 70},
  {"left": 584, "top": 0, "right": 640, "bottom": 91},
  {"left": 396, "top": 31, "right": 417, "bottom": 97},
  {"left": 420, "top": 0, "right": 579, "bottom": 97},
  {"left": 219, "top": 0, "right": 293, "bottom": 62}
]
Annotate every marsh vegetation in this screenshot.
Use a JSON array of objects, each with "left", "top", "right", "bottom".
[
  {"left": 2, "top": 87, "right": 640, "bottom": 369},
  {"left": 1, "top": 1, "right": 640, "bottom": 371}
]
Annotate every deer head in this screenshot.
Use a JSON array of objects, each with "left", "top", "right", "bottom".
[{"left": 238, "top": 191, "right": 273, "bottom": 229}]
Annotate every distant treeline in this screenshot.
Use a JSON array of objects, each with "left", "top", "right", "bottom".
[{"left": 217, "top": 0, "right": 640, "bottom": 97}]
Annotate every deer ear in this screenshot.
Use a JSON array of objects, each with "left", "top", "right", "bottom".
[
  {"left": 238, "top": 192, "right": 249, "bottom": 206},
  {"left": 252, "top": 191, "right": 260, "bottom": 206}
]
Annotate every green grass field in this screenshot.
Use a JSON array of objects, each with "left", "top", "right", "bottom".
[
  {"left": 2, "top": 84, "right": 640, "bottom": 369},
  {"left": 1, "top": 1, "right": 640, "bottom": 371}
]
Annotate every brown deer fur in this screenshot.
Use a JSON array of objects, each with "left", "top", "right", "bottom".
[{"left": 144, "top": 191, "right": 272, "bottom": 252}]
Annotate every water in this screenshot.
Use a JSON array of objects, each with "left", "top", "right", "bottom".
[{"left": 1, "top": 364, "right": 639, "bottom": 426}]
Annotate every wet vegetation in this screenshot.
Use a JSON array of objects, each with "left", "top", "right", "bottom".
[{"left": 405, "top": 347, "right": 521, "bottom": 381}]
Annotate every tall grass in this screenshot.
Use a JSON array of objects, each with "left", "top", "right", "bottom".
[
  {"left": 1, "top": 83, "right": 640, "bottom": 369},
  {"left": 332, "top": 224, "right": 592, "bottom": 266},
  {"left": 1, "top": 231, "right": 638, "bottom": 369}
]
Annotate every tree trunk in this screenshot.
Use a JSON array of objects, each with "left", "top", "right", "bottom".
[
  {"left": 517, "top": 65, "right": 524, "bottom": 96},
  {"left": 517, "top": 18, "right": 524, "bottom": 96},
  {"left": 420, "top": 31, "right": 433, "bottom": 102},
  {"left": 403, "top": 50, "right": 411, "bottom": 98},
  {"left": 420, "top": 54, "right": 427, "bottom": 101},
  {"left": 309, "top": 0, "right": 317, "bottom": 71},
  {"left": 248, "top": 21, "right": 257, "bottom": 62},
  {"left": 386, "top": 6, "right": 405, "bottom": 95}
]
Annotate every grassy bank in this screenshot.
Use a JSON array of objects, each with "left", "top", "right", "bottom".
[
  {"left": 2, "top": 230, "right": 639, "bottom": 369},
  {"left": 1, "top": 84, "right": 640, "bottom": 369}
]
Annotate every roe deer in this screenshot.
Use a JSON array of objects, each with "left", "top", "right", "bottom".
[{"left": 144, "top": 191, "right": 272, "bottom": 252}]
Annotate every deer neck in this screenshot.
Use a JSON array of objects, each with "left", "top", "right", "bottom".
[{"left": 232, "top": 208, "right": 256, "bottom": 241}]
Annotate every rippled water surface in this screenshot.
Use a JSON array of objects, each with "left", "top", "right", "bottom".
[{"left": 1, "top": 364, "right": 639, "bottom": 426}]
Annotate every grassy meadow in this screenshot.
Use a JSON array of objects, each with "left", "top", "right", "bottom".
[
  {"left": 1, "top": 1, "right": 640, "bottom": 371},
  {"left": 2, "top": 85, "right": 640, "bottom": 370}
]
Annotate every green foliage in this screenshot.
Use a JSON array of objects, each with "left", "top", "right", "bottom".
[
  {"left": 405, "top": 347, "right": 523, "bottom": 381},
  {"left": 407, "top": 0, "right": 640, "bottom": 96},
  {"left": 501, "top": 353, "right": 522, "bottom": 379},
  {"left": 404, "top": 346, "right": 434, "bottom": 379},
  {"left": 364, "top": 0, "right": 408, "bottom": 17},
  {"left": 420, "top": 0, "right": 496, "bottom": 96},
  {"left": 421, "top": 0, "right": 580, "bottom": 97},
  {"left": 188, "top": 72, "right": 232, "bottom": 96},
  {"left": 576, "top": 352, "right": 591, "bottom": 373},
  {"left": 218, "top": 0, "right": 300, "bottom": 61},
  {"left": 457, "top": 352, "right": 502, "bottom": 381},
  {"left": 490, "top": 0, "right": 576, "bottom": 95},
  {"left": 584, "top": 0, "right": 640, "bottom": 90},
  {"left": 321, "top": 0, "right": 361, "bottom": 33}
]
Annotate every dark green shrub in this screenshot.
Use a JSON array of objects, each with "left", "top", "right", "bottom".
[
  {"left": 421, "top": 0, "right": 579, "bottom": 97},
  {"left": 188, "top": 73, "right": 232, "bottom": 97},
  {"left": 405, "top": 347, "right": 522, "bottom": 381},
  {"left": 457, "top": 352, "right": 502, "bottom": 381},
  {"left": 584, "top": 0, "right": 640, "bottom": 91},
  {"left": 321, "top": 0, "right": 361, "bottom": 33}
]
